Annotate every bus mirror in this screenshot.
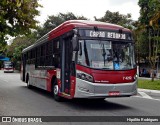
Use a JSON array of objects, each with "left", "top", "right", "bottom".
[{"left": 72, "top": 36, "right": 79, "bottom": 51}]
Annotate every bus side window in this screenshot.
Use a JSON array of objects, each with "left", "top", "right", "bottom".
[
  {"left": 40, "top": 44, "right": 46, "bottom": 66},
  {"left": 35, "top": 46, "right": 41, "bottom": 68},
  {"left": 45, "top": 41, "right": 53, "bottom": 67}
]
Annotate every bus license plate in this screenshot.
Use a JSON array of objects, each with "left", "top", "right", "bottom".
[{"left": 109, "top": 91, "right": 120, "bottom": 96}]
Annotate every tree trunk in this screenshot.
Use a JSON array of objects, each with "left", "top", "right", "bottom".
[{"left": 151, "top": 69, "right": 154, "bottom": 82}]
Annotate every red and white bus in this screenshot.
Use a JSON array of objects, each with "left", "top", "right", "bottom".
[
  {"left": 4, "top": 61, "right": 14, "bottom": 73},
  {"left": 21, "top": 20, "right": 137, "bottom": 101}
]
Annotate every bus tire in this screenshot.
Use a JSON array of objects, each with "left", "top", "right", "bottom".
[
  {"left": 26, "top": 75, "right": 32, "bottom": 89},
  {"left": 52, "top": 79, "right": 62, "bottom": 101}
]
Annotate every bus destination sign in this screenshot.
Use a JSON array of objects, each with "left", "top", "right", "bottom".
[
  {"left": 107, "top": 32, "right": 126, "bottom": 39},
  {"left": 83, "top": 30, "right": 129, "bottom": 40},
  {"left": 89, "top": 31, "right": 126, "bottom": 39}
]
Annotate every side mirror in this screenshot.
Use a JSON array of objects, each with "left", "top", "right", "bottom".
[{"left": 72, "top": 36, "right": 79, "bottom": 51}]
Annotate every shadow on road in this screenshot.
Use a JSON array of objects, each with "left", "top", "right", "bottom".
[
  {"left": 65, "top": 99, "right": 132, "bottom": 111},
  {"left": 19, "top": 85, "right": 132, "bottom": 111},
  {"left": 19, "top": 85, "right": 54, "bottom": 99}
]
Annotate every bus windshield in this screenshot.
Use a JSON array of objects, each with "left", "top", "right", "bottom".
[
  {"left": 4, "top": 63, "right": 13, "bottom": 68},
  {"left": 77, "top": 40, "right": 136, "bottom": 70}
]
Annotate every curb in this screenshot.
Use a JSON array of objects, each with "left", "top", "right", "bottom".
[
  {"left": 138, "top": 88, "right": 160, "bottom": 94},
  {"left": 138, "top": 77, "right": 159, "bottom": 80}
]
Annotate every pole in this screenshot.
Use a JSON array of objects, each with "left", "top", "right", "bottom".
[{"left": 157, "top": 56, "right": 159, "bottom": 78}]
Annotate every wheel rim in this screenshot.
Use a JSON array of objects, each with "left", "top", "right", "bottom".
[{"left": 54, "top": 85, "right": 58, "bottom": 95}]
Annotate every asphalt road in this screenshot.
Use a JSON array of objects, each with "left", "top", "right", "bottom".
[{"left": 0, "top": 70, "right": 160, "bottom": 125}]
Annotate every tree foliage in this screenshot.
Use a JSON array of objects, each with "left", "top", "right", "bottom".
[
  {"left": 136, "top": 29, "right": 149, "bottom": 59},
  {"left": 36, "top": 12, "right": 88, "bottom": 38},
  {"left": 94, "top": 10, "right": 133, "bottom": 29},
  {"left": 6, "top": 12, "right": 88, "bottom": 62},
  {"left": 0, "top": 0, "right": 41, "bottom": 43},
  {"left": 139, "top": 0, "right": 160, "bottom": 26},
  {"left": 0, "top": 39, "right": 7, "bottom": 55},
  {"left": 138, "top": 0, "right": 160, "bottom": 80},
  {"left": 7, "top": 34, "right": 36, "bottom": 61}
]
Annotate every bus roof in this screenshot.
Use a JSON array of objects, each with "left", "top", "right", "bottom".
[
  {"left": 23, "top": 20, "right": 131, "bottom": 53},
  {"left": 48, "top": 20, "right": 130, "bottom": 39},
  {"left": 55, "top": 20, "right": 127, "bottom": 29}
]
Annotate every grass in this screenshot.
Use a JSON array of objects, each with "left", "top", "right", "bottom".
[{"left": 138, "top": 79, "right": 160, "bottom": 90}]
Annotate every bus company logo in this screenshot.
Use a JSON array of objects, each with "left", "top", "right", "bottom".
[
  {"left": 2, "top": 117, "right": 11, "bottom": 122},
  {"left": 123, "top": 76, "right": 132, "bottom": 80}
]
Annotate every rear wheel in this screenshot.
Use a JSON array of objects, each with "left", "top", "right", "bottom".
[{"left": 27, "top": 75, "right": 32, "bottom": 89}]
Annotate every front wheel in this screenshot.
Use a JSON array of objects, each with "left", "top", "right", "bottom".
[{"left": 52, "top": 80, "right": 62, "bottom": 101}]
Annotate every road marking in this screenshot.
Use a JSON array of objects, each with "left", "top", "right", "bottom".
[
  {"left": 134, "top": 92, "right": 160, "bottom": 101},
  {"left": 138, "top": 88, "right": 160, "bottom": 94},
  {"left": 135, "top": 96, "right": 160, "bottom": 102},
  {"left": 138, "top": 92, "right": 153, "bottom": 99}
]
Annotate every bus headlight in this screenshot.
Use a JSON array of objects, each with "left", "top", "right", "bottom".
[
  {"left": 134, "top": 74, "right": 138, "bottom": 81},
  {"left": 76, "top": 70, "right": 93, "bottom": 82}
]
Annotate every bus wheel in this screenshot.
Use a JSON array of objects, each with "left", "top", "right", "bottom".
[
  {"left": 52, "top": 80, "right": 62, "bottom": 101},
  {"left": 27, "top": 76, "right": 32, "bottom": 89}
]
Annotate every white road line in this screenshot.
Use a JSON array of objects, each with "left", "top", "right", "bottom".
[
  {"left": 138, "top": 88, "right": 160, "bottom": 94},
  {"left": 134, "top": 91, "right": 160, "bottom": 101},
  {"left": 134, "top": 96, "right": 160, "bottom": 102},
  {"left": 138, "top": 92, "right": 153, "bottom": 99}
]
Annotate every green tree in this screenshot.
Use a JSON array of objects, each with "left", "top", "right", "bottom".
[
  {"left": 138, "top": 0, "right": 160, "bottom": 81},
  {"left": 94, "top": 10, "right": 133, "bottom": 29},
  {"left": 0, "top": 40, "right": 7, "bottom": 55},
  {"left": 0, "top": 0, "right": 41, "bottom": 43},
  {"left": 6, "top": 12, "right": 87, "bottom": 63},
  {"left": 136, "top": 29, "right": 149, "bottom": 60},
  {"left": 7, "top": 35, "right": 36, "bottom": 62},
  {"left": 37, "top": 12, "right": 88, "bottom": 38}
]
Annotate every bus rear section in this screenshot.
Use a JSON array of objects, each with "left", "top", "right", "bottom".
[
  {"left": 3, "top": 61, "right": 14, "bottom": 73},
  {"left": 21, "top": 20, "right": 137, "bottom": 101}
]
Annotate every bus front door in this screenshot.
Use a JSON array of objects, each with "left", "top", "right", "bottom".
[{"left": 61, "top": 38, "right": 72, "bottom": 95}]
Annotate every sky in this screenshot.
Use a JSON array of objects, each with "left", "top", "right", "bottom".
[
  {"left": 36, "top": 0, "right": 140, "bottom": 25},
  {"left": 7, "top": 0, "right": 140, "bottom": 44}
]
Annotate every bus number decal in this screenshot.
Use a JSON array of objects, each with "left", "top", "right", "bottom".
[{"left": 123, "top": 76, "right": 132, "bottom": 80}]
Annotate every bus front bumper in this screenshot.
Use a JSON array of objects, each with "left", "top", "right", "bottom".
[
  {"left": 74, "top": 78, "right": 137, "bottom": 98},
  {"left": 4, "top": 69, "right": 14, "bottom": 73}
]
